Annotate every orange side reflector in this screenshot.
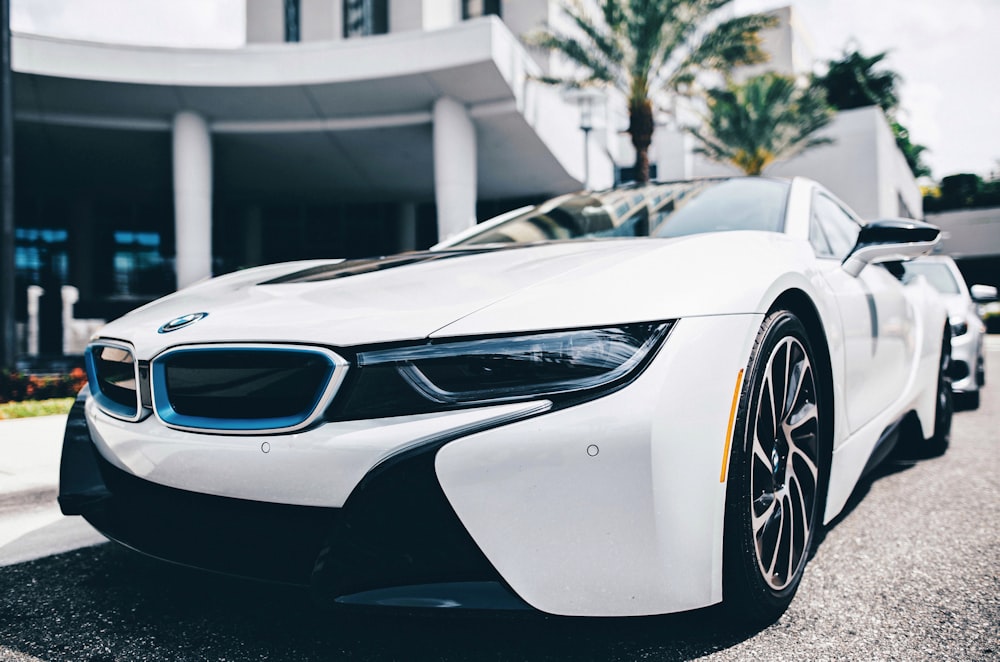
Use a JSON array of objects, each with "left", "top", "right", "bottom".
[{"left": 720, "top": 369, "right": 745, "bottom": 483}]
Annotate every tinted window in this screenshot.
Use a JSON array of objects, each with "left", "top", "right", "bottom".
[
  {"left": 811, "top": 194, "right": 860, "bottom": 260},
  {"left": 652, "top": 178, "right": 789, "bottom": 238},
  {"left": 452, "top": 195, "right": 619, "bottom": 245},
  {"left": 448, "top": 178, "right": 789, "bottom": 248},
  {"left": 899, "top": 262, "right": 961, "bottom": 294},
  {"left": 809, "top": 212, "right": 835, "bottom": 257}
]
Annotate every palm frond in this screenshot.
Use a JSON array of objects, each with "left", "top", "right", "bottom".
[
  {"left": 665, "top": 13, "right": 777, "bottom": 89},
  {"left": 688, "top": 73, "right": 834, "bottom": 175}
]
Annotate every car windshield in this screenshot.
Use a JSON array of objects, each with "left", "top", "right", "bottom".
[
  {"left": 651, "top": 178, "right": 789, "bottom": 238},
  {"left": 445, "top": 178, "right": 790, "bottom": 248},
  {"left": 899, "top": 262, "right": 962, "bottom": 294}
]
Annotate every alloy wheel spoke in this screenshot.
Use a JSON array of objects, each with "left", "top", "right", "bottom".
[
  {"left": 752, "top": 431, "right": 773, "bottom": 472},
  {"left": 764, "top": 500, "right": 785, "bottom": 579},
  {"left": 752, "top": 493, "right": 776, "bottom": 533},
  {"left": 788, "top": 472, "right": 812, "bottom": 545},
  {"left": 782, "top": 492, "right": 796, "bottom": 583}
]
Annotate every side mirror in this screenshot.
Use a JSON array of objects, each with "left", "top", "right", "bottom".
[
  {"left": 842, "top": 219, "right": 940, "bottom": 278},
  {"left": 970, "top": 284, "right": 998, "bottom": 302}
]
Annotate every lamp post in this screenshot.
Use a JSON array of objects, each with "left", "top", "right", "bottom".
[
  {"left": 579, "top": 96, "right": 593, "bottom": 190},
  {"left": 563, "top": 88, "right": 604, "bottom": 191}
]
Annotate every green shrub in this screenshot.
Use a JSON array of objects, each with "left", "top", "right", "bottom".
[
  {"left": 0, "top": 397, "right": 75, "bottom": 419},
  {"left": 0, "top": 368, "right": 87, "bottom": 404}
]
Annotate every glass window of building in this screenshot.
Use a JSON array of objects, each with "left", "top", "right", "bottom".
[
  {"left": 463, "top": 0, "right": 502, "bottom": 19},
  {"left": 15, "top": 228, "right": 69, "bottom": 285},
  {"left": 343, "top": 0, "right": 388, "bottom": 38},
  {"left": 112, "top": 231, "right": 170, "bottom": 297},
  {"left": 284, "top": 0, "right": 301, "bottom": 42}
]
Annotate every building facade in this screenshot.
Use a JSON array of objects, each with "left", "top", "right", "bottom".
[
  {"left": 12, "top": 0, "right": 622, "bottom": 355},
  {"left": 925, "top": 206, "right": 1000, "bottom": 290},
  {"left": 9, "top": 1, "right": 924, "bottom": 358}
]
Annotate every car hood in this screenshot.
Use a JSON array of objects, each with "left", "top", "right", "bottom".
[{"left": 96, "top": 233, "right": 809, "bottom": 358}]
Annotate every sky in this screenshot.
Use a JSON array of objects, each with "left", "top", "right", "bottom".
[
  {"left": 10, "top": 0, "right": 1000, "bottom": 180},
  {"left": 736, "top": 0, "right": 999, "bottom": 180}
]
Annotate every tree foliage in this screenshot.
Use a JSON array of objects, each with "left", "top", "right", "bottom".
[
  {"left": 813, "top": 48, "right": 930, "bottom": 178},
  {"left": 924, "top": 173, "right": 1000, "bottom": 212},
  {"left": 890, "top": 121, "right": 931, "bottom": 178},
  {"left": 813, "top": 49, "right": 898, "bottom": 113},
  {"left": 529, "top": 0, "right": 777, "bottom": 184},
  {"left": 688, "top": 73, "right": 834, "bottom": 176}
]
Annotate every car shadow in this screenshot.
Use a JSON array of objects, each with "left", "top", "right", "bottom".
[{"left": 0, "top": 539, "right": 771, "bottom": 661}]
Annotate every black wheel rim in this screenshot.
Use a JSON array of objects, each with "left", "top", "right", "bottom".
[{"left": 750, "top": 335, "right": 820, "bottom": 592}]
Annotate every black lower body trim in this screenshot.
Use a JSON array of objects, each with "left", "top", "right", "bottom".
[{"left": 58, "top": 401, "right": 528, "bottom": 609}]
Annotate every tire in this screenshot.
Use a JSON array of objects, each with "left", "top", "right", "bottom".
[
  {"left": 925, "top": 329, "right": 953, "bottom": 455},
  {"left": 722, "top": 310, "right": 825, "bottom": 626}
]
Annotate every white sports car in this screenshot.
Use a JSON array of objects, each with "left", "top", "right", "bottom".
[{"left": 60, "top": 177, "right": 950, "bottom": 624}]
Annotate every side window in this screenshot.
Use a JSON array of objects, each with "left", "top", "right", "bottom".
[
  {"left": 812, "top": 193, "right": 861, "bottom": 260},
  {"left": 463, "top": 0, "right": 502, "bottom": 19},
  {"left": 809, "top": 209, "right": 834, "bottom": 258},
  {"left": 343, "top": 0, "right": 388, "bottom": 38}
]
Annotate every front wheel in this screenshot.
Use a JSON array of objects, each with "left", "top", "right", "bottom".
[
  {"left": 925, "top": 329, "right": 953, "bottom": 454},
  {"left": 722, "top": 310, "right": 825, "bottom": 626}
]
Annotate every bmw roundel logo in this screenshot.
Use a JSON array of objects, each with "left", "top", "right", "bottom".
[{"left": 158, "top": 312, "right": 209, "bottom": 334}]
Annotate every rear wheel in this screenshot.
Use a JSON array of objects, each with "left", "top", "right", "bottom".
[{"left": 722, "top": 310, "right": 825, "bottom": 626}]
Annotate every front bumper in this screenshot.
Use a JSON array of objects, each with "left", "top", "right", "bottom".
[
  {"left": 61, "top": 314, "right": 763, "bottom": 617},
  {"left": 949, "top": 328, "right": 983, "bottom": 393},
  {"left": 60, "top": 396, "right": 530, "bottom": 610}
]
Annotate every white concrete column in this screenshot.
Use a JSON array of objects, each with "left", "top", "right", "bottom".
[
  {"left": 172, "top": 111, "right": 214, "bottom": 290},
  {"left": 433, "top": 97, "right": 477, "bottom": 242},
  {"left": 61, "top": 285, "right": 79, "bottom": 355},
  {"left": 424, "top": 0, "right": 461, "bottom": 30},
  {"left": 26, "top": 285, "right": 43, "bottom": 357}
]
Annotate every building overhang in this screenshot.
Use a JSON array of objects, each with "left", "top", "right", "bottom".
[{"left": 13, "top": 17, "right": 589, "bottom": 202}]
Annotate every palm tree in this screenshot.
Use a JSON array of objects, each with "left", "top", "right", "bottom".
[
  {"left": 813, "top": 48, "right": 899, "bottom": 114},
  {"left": 529, "top": 0, "right": 777, "bottom": 184},
  {"left": 688, "top": 72, "right": 833, "bottom": 176}
]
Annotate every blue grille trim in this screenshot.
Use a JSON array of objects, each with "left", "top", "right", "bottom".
[
  {"left": 150, "top": 344, "right": 348, "bottom": 434},
  {"left": 85, "top": 342, "right": 142, "bottom": 421}
]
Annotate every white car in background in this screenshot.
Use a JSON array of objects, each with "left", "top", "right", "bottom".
[
  {"left": 900, "top": 256, "right": 993, "bottom": 410},
  {"left": 61, "top": 177, "right": 950, "bottom": 626}
]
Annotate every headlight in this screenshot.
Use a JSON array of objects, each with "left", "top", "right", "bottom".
[
  {"left": 327, "top": 321, "right": 674, "bottom": 421},
  {"left": 950, "top": 318, "right": 968, "bottom": 337}
]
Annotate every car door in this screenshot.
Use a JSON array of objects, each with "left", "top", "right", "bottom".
[{"left": 809, "top": 191, "right": 917, "bottom": 433}]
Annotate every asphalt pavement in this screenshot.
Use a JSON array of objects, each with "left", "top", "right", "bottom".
[{"left": 0, "top": 339, "right": 997, "bottom": 661}]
